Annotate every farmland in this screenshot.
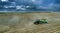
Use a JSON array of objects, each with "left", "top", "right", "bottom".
[{"left": 0, "top": 12, "right": 60, "bottom": 33}]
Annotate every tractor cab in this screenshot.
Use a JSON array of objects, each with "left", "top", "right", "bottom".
[{"left": 40, "top": 18, "right": 47, "bottom": 23}]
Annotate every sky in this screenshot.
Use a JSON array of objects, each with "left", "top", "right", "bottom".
[{"left": 0, "top": 0, "right": 60, "bottom": 12}]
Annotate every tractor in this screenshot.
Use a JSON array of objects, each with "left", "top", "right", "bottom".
[{"left": 34, "top": 18, "right": 47, "bottom": 25}]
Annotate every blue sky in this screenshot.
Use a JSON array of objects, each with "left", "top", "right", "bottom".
[{"left": 0, "top": 0, "right": 60, "bottom": 11}]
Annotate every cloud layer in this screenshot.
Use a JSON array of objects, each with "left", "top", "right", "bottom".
[{"left": 0, "top": 0, "right": 60, "bottom": 11}]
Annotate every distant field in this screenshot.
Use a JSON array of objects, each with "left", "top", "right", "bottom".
[{"left": 0, "top": 12, "right": 60, "bottom": 33}]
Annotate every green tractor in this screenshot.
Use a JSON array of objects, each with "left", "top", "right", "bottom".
[
  {"left": 40, "top": 18, "right": 47, "bottom": 23},
  {"left": 34, "top": 18, "right": 47, "bottom": 25}
]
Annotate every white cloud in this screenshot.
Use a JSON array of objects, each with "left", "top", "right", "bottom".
[
  {"left": 26, "top": 6, "right": 30, "bottom": 8},
  {"left": 31, "top": 0, "right": 36, "bottom": 2},
  {"left": 16, "top": 5, "right": 26, "bottom": 10},
  {"left": 4, "top": 6, "right": 8, "bottom": 8},
  {"left": 33, "top": 0, "right": 44, "bottom": 6},
  {"left": 1, "top": 0, "right": 8, "bottom": 2},
  {"left": 49, "top": 3, "right": 54, "bottom": 7}
]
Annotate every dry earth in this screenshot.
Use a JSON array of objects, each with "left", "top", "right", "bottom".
[{"left": 0, "top": 12, "right": 60, "bottom": 33}]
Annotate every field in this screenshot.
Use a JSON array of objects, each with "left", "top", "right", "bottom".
[{"left": 0, "top": 12, "right": 60, "bottom": 33}]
